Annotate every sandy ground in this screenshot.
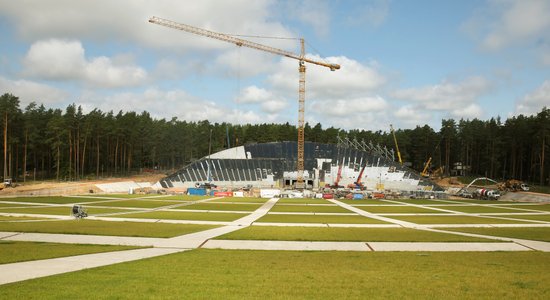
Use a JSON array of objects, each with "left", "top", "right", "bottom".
[{"left": 0, "top": 173, "right": 165, "bottom": 197}]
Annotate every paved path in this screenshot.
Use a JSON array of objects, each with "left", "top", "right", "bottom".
[
  {"left": 0, "top": 197, "right": 279, "bottom": 285},
  {"left": 203, "top": 240, "right": 530, "bottom": 252},
  {"left": 1, "top": 196, "right": 550, "bottom": 286},
  {"left": 0, "top": 248, "right": 186, "bottom": 285}
]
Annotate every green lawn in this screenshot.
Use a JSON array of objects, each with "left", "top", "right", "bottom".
[
  {"left": 183, "top": 203, "right": 262, "bottom": 211},
  {"left": 496, "top": 214, "right": 550, "bottom": 222},
  {"left": 0, "top": 241, "right": 142, "bottom": 264},
  {"left": 269, "top": 204, "right": 351, "bottom": 213},
  {"left": 0, "top": 206, "right": 134, "bottom": 216},
  {"left": 0, "top": 196, "right": 109, "bottom": 204},
  {"left": 86, "top": 200, "right": 186, "bottom": 209},
  {"left": 435, "top": 205, "right": 528, "bottom": 214},
  {"left": 501, "top": 204, "right": 550, "bottom": 212},
  {"left": 390, "top": 199, "right": 451, "bottom": 205},
  {"left": 442, "top": 227, "right": 550, "bottom": 242},
  {"left": 115, "top": 211, "right": 246, "bottom": 222},
  {"left": 0, "top": 219, "right": 219, "bottom": 238},
  {"left": 209, "top": 197, "right": 268, "bottom": 203},
  {"left": 217, "top": 226, "right": 494, "bottom": 242},
  {"left": 336, "top": 199, "right": 388, "bottom": 205},
  {"left": 442, "top": 199, "right": 501, "bottom": 205},
  {"left": 148, "top": 195, "right": 212, "bottom": 201},
  {"left": 257, "top": 214, "right": 387, "bottom": 224},
  {"left": 0, "top": 216, "right": 42, "bottom": 221},
  {"left": 276, "top": 198, "right": 332, "bottom": 204},
  {"left": 389, "top": 215, "right": 536, "bottom": 224},
  {"left": 357, "top": 205, "right": 443, "bottom": 214},
  {"left": 0, "top": 202, "right": 40, "bottom": 208},
  {"left": 1, "top": 250, "right": 548, "bottom": 299}
]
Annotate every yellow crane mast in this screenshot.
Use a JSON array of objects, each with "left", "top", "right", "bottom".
[
  {"left": 390, "top": 124, "right": 402, "bottom": 165},
  {"left": 148, "top": 16, "right": 340, "bottom": 188}
]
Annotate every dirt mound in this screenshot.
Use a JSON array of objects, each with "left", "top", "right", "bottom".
[{"left": 0, "top": 174, "right": 165, "bottom": 197}]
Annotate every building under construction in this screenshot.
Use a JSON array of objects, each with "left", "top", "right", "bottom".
[{"left": 159, "top": 138, "right": 443, "bottom": 195}]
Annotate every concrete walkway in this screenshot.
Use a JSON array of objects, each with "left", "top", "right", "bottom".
[
  {"left": 0, "top": 197, "right": 279, "bottom": 285},
  {"left": 1, "top": 196, "right": 550, "bottom": 286},
  {"left": 203, "top": 240, "right": 530, "bottom": 252},
  {"left": 0, "top": 248, "right": 186, "bottom": 285}
]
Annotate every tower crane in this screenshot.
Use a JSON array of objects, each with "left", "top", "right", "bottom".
[
  {"left": 148, "top": 16, "right": 340, "bottom": 188},
  {"left": 390, "top": 124, "right": 403, "bottom": 165}
]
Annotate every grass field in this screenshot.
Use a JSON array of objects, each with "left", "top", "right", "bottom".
[
  {"left": 0, "top": 206, "right": 134, "bottom": 216},
  {"left": 437, "top": 205, "right": 528, "bottom": 214},
  {"left": 336, "top": 199, "right": 388, "bottom": 205},
  {"left": 443, "top": 227, "right": 550, "bottom": 242},
  {"left": 183, "top": 203, "right": 262, "bottom": 211},
  {"left": 1, "top": 250, "right": 548, "bottom": 299},
  {"left": 209, "top": 197, "right": 268, "bottom": 203},
  {"left": 269, "top": 204, "right": 351, "bottom": 213},
  {"left": 115, "top": 210, "right": 247, "bottom": 221},
  {"left": 0, "top": 216, "right": 42, "bottom": 221},
  {"left": 357, "top": 205, "right": 444, "bottom": 214},
  {"left": 276, "top": 198, "right": 332, "bottom": 204},
  {"left": 495, "top": 214, "right": 550, "bottom": 222},
  {"left": 0, "top": 202, "right": 40, "bottom": 208},
  {"left": 257, "top": 213, "right": 387, "bottom": 224},
  {"left": 0, "top": 241, "right": 141, "bottom": 264},
  {"left": 0, "top": 196, "right": 109, "bottom": 204},
  {"left": 0, "top": 219, "right": 219, "bottom": 238},
  {"left": 216, "top": 226, "right": 495, "bottom": 242},
  {"left": 86, "top": 200, "right": 186, "bottom": 208},
  {"left": 501, "top": 204, "right": 550, "bottom": 212},
  {"left": 389, "top": 215, "right": 536, "bottom": 224},
  {"left": 389, "top": 199, "right": 451, "bottom": 205}
]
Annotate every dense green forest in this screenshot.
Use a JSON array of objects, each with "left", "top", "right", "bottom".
[{"left": 0, "top": 93, "right": 548, "bottom": 186}]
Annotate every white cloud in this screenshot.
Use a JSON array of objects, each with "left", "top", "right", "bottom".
[
  {"left": 392, "top": 76, "right": 490, "bottom": 119},
  {"left": 463, "top": 0, "right": 550, "bottom": 52},
  {"left": 0, "top": 76, "right": 68, "bottom": 106},
  {"left": 347, "top": 0, "right": 391, "bottom": 27},
  {"left": 310, "top": 96, "right": 388, "bottom": 117},
  {"left": 0, "top": 0, "right": 295, "bottom": 52},
  {"left": 79, "top": 88, "right": 263, "bottom": 125},
  {"left": 23, "top": 39, "right": 147, "bottom": 88},
  {"left": 285, "top": 0, "right": 331, "bottom": 37},
  {"left": 269, "top": 55, "right": 386, "bottom": 99},
  {"left": 515, "top": 80, "right": 550, "bottom": 115},
  {"left": 235, "top": 86, "right": 289, "bottom": 114},
  {"left": 393, "top": 105, "right": 431, "bottom": 127},
  {"left": 451, "top": 103, "right": 483, "bottom": 119}
]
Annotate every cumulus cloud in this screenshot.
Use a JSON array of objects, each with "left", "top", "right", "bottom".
[
  {"left": 392, "top": 76, "right": 490, "bottom": 119},
  {"left": 79, "top": 88, "right": 263, "bottom": 124},
  {"left": 235, "top": 86, "right": 288, "bottom": 114},
  {"left": 0, "top": 76, "right": 68, "bottom": 106},
  {"left": 285, "top": 0, "right": 331, "bottom": 37},
  {"left": 463, "top": 0, "right": 550, "bottom": 64},
  {"left": 310, "top": 96, "right": 388, "bottom": 117},
  {"left": 0, "top": 0, "right": 294, "bottom": 52},
  {"left": 515, "top": 80, "right": 550, "bottom": 115},
  {"left": 269, "top": 55, "right": 386, "bottom": 99},
  {"left": 23, "top": 39, "right": 147, "bottom": 88},
  {"left": 347, "top": 0, "right": 391, "bottom": 27}
]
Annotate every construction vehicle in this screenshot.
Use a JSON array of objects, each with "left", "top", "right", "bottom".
[
  {"left": 148, "top": 16, "right": 340, "bottom": 189},
  {"left": 0, "top": 178, "right": 15, "bottom": 190},
  {"left": 327, "top": 164, "right": 344, "bottom": 189},
  {"left": 473, "top": 188, "right": 501, "bottom": 200},
  {"left": 348, "top": 164, "right": 367, "bottom": 190},
  {"left": 457, "top": 177, "right": 501, "bottom": 200},
  {"left": 390, "top": 124, "right": 403, "bottom": 165},
  {"left": 421, "top": 157, "right": 432, "bottom": 177},
  {"left": 497, "top": 179, "right": 529, "bottom": 192}
]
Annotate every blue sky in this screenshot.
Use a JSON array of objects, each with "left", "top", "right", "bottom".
[{"left": 0, "top": 0, "right": 548, "bottom": 131}]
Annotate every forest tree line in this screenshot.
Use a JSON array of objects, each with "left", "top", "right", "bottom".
[{"left": 1, "top": 93, "right": 549, "bottom": 186}]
